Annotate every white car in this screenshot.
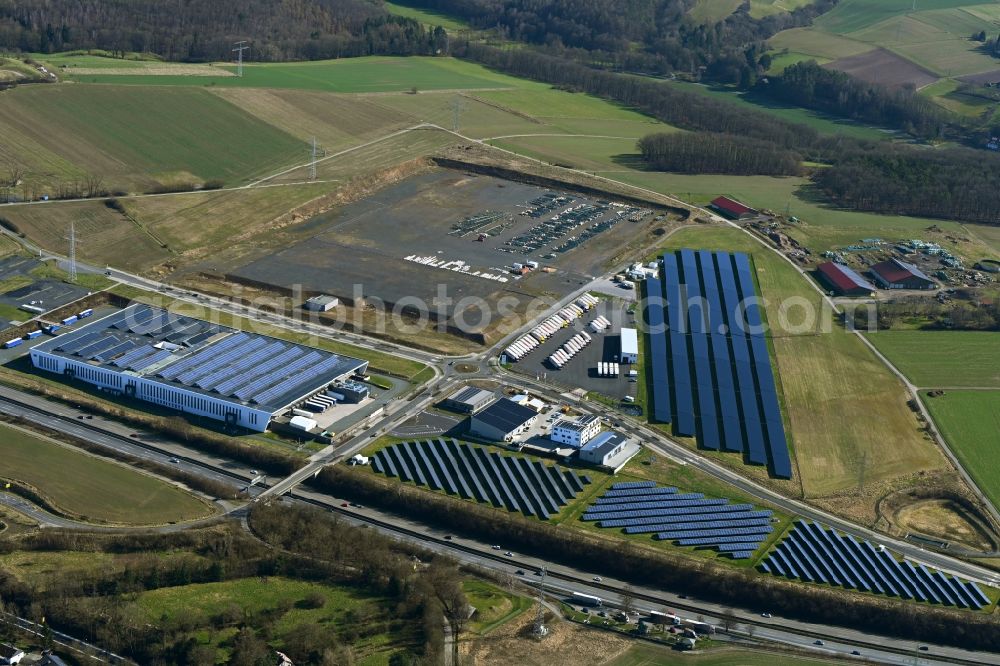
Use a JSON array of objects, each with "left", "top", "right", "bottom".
[
  {"left": 492, "top": 545, "right": 502, "bottom": 550},
  {"left": 592, "top": 576, "right": 602, "bottom": 582}
]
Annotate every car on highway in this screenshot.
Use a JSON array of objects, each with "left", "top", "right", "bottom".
[
  {"left": 492, "top": 545, "right": 502, "bottom": 550},
  {"left": 515, "top": 569, "right": 525, "bottom": 575},
  {"left": 814, "top": 640, "right": 824, "bottom": 646},
  {"left": 443, "top": 535, "right": 452, "bottom": 540},
  {"left": 169, "top": 458, "right": 179, "bottom": 464},
  {"left": 851, "top": 650, "right": 861, "bottom": 656},
  {"left": 918, "top": 646, "right": 929, "bottom": 651},
  {"left": 504, "top": 551, "right": 513, "bottom": 557},
  {"left": 341, "top": 502, "right": 349, "bottom": 507},
  {"left": 592, "top": 576, "right": 602, "bottom": 582},
  {"left": 761, "top": 612, "right": 772, "bottom": 618}
]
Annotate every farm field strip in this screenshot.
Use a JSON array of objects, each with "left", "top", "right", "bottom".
[
  {"left": 0, "top": 422, "right": 213, "bottom": 525},
  {"left": 866, "top": 331, "right": 1000, "bottom": 388}
]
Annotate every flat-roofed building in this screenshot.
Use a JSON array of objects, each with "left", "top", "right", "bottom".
[
  {"left": 469, "top": 398, "right": 537, "bottom": 442},
  {"left": 550, "top": 414, "right": 602, "bottom": 448},
  {"left": 29, "top": 304, "right": 367, "bottom": 432},
  {"left": 442, "top": 386, "right": 497, "bottom": 414},
  {"left": 579, "top": 431, "right": 640, "bottom": 471},
  {"left": 619, "top": 327, "right": 639, "bottom": 364}
]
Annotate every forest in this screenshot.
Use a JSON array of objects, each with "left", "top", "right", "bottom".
[
  {"left": 0, "top": 0, "right": 447, "bottom": 61},
  {"left": 638, "top": 132, "right": 803, "bottom": 176},
  {"left": 813, "top": 146, "right": 1000, "bottom": 225}
]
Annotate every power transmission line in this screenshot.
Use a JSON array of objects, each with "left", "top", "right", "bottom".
[
  {"left": 64, "top": 221, "right": 78, "bottom": 283},
  {"left": 232, "top": 41, "right": 249, "bottom": 77},
  {"left": 310, "top": 137, "right": 319, "bottom": 181}
]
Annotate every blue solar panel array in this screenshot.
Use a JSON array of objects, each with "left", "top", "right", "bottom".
[
  {"left": 371, "top": 439, "right": 591, "bottom": 520},
  {"left": 580, "top": 482, "right": 772, "bottom": 559},
  {"left": 643, "top": 250, "right": 792, "bottom": 479},
  {"left": 761, "top": 522, "right": 991, "bottom": 609},
  {"left": 643, "top": 279, "right": 672, "bottom": 424}
]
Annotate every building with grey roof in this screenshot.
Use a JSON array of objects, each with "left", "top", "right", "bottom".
[
  {"left": 469, "top": 398, "right": 537, "bottom": 442},
  {"left": 442, "top": 385, "right": 497, "bottom": 414},
  {"left": 29, "top": 303, "right": 367, "bottom": 432},
  {"left": 579, "top": 431, "right": 640, "bottom": 471}
]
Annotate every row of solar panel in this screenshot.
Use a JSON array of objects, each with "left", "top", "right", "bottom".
[
  {"left": 584, "top": 484, "right": 772, "bottom": 557},
  {"left": 656, "top": 526, "right": 773, "bottom": 541},
  {"left": 649, "top": 250, "right": 792, "bottom": 478},
  {"left": 371, "top": 439, "right": 589, "bottom": 520},
  {"left": 583, "top": 498, "right": 728, "bottom": 517},
  {"left": 644, "top": 279, "right": 672, "bottom": 424},
  {"left": 624, "top": 517, "right": 772, "bottom": 534},
  {"left": 603, "top": 510, "right": 772, "bottom": 529},
  {"left": 596, "top": 487, "right": 681, "bottom": 501},
  {"left": 584, "top": 502, "right": 751, "bottom": 523},
  {"left": 761, "top": 522, "right": 989, "bottom": 609}
]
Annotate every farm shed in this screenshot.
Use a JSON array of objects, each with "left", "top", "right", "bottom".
[
  {"left": 816, "top": 261, "right": 875, "bottom": 296},
  {"left": 870, "top": 259, "right": 936, "bottom": 290}
]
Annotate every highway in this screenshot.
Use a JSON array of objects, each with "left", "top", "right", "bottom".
[{"left": 2, "top": 384, "right": 999, "bottom": 665}]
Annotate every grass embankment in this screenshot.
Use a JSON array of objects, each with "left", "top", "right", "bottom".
[
  {"left": 462, "top": 580, "right": 533, "bottom": 635},
  {"left": 0, "top": 422, "right": 213, "bottom": 525},
  {"left": 45, "top": 54, "right": 523, "bottom": 92}
]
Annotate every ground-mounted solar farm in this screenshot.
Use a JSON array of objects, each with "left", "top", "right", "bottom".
[
  {"left": 370, "top": 438, "right": 591, "bottom": 519},
  {"left": 761, "top": 521, "right": 992, "bottom": 610},
  {"left": 581, "top": 481, "right": 775, "bottom": 559},
  {"left": 645, "top": 249, "right": 792, "bottom": 479}
]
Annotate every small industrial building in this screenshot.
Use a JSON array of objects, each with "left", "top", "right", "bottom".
[
  {"left": 870, "top": 259, "right": 936, "bottom": 290},
  {"left": 329, "top": 379, "right": 369, "bottom": 403},
  {"left": 0, "top": 643, "right": 24, "bottom": 666},
  {"left": 442, "top": 386, "right": 497, "bottom": 414},
  {"left": 816, "top": 261, "right": 875, "bottom": 296},
  {"left": 709, "top": 196, "right": 757, "bottom": 220},
  {"left": 29, "top": 304, "right": 368, "bottom": 432},
  {"left": 550, "top": 414, "right": 602, "bottom": 448},
  {"left": 510, "top": 393, "right": 547, "bottom": 412},
  {"left": 469, "top": 398, "right": 538, "bottom": 442},
  {"left": 304, "top": 294, "right": 339, "bottom": 311},
  {"left": 619, "top": 327, "right": 638, "bottom": 364},
  {"left": 579, "top": 432, "right": 640, "bottom": 470}
]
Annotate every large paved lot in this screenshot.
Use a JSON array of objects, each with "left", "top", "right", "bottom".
[
  {"left": 510, "top": 297, "right": 638, "bottom": 401},
  {"left": 230, "top": 169, "right": 664, "bottom": 330}
]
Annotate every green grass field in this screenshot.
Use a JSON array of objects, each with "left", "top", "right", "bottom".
[
  {"left": 462, "top": 580, "right": 532, "bottom": 634},
  {"left": 813, "top": 0, "right": 1000, "bottom": 34},
  {"left": 131, "top": 576, "right": 415, "bottom": 663},
  {"left": 384, "top": 1, "right": 471, "bottom": 30},
  {"left": 866, "top": 331, "right": 1000, "bottom": 387},
  {"left": 688, "top": 0, "right": 744, "bottom": 23},
  {"left": 0, "top": 84, "right": 304, "bottom": 190},
  {"left": 768, "top": 27, "right": 877, "bottom": 60},
  {"left": 44, "top": 55, "right": 523, "bottom": 92},
  {"left": 923, "top": 390, "right": 1000, "bottom": 509},
  {"left": 0, "top": 423, "right": 212, "bottom": 525},
  {"left": 594, "top": 172, "right": 1000, "bottom": 264}
]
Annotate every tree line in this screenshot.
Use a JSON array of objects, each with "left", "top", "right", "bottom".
[
  {"left": 0, "top": 0, "right": 448, "bottom": 61},
  {"left": 0, "top": 505, "right": 465, "bottom": 665},
  {"left": 762, "top": 60, "right": 952, "bottom": 139},
  {"left": 308, "top": 463, "right": 1000, "bottom": 652},
  {"left": 813, "top": 146, "right": 1000, "bottom": 224},
  {"left": 638, "top": 132, "right": 803, "bottom": 176}
]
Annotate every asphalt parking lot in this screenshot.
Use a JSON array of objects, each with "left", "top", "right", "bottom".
[
  {"left": 0, "top": 278, "right": 90, "bottom": 314},
  {"left": 511, "top": 297, "right": 638, "bottom": 401}
]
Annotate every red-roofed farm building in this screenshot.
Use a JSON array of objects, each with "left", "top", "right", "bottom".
[
  {"left": 816, "top": 262, "right": 875, "bottom": 296},
  {"left": 709, "top": 196, "right": 757, "bottom": 220},
  {"left": 870, "top": 259, "right": 936, "bottom": 290}
]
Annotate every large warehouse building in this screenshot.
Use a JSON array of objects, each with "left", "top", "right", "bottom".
[{"left": 29, "top": 304, "right": 368, "bottom": 432}]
